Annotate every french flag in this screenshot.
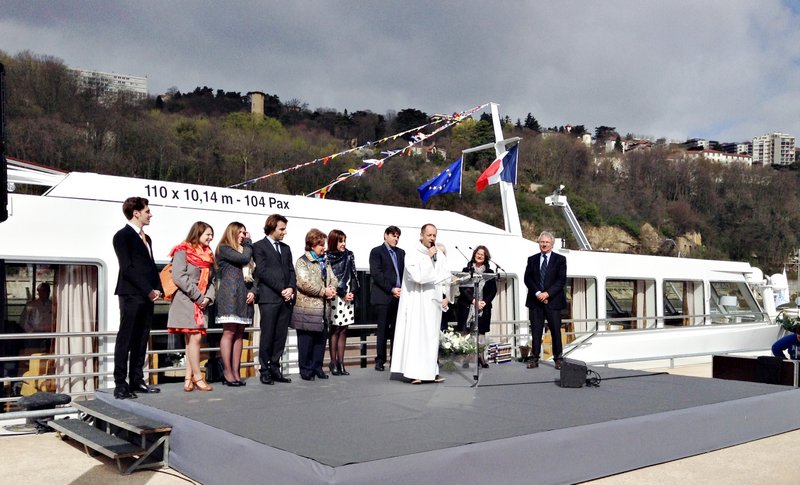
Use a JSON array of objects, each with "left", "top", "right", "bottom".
[{"left": 475, "top": 144, "right": 519, "bottom": 193}]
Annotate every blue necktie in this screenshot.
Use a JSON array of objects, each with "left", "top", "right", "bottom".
[
  {"left": 539, "top": 254, "right": 548, "bottom": 290},
  {"left": 389, "top": 249, "right": 400, "bottom": 287}
]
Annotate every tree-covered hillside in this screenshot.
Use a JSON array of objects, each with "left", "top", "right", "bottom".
[{"left": 3, "top": 50, "right": 799, "bottom": 273}]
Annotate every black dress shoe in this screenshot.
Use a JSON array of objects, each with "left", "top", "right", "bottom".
[
  {"left": 554, "top": 360, "right": 563, "bottom": 370},
  {"left": 527, "top": 360, "right": 539, "bottom": 369},
  {"left": 375, "top": 361, "right": 385, "bottom": 371},
  {"left": 132, "top": 382, "right": 161, "bottom": 394},
  {"left": 300, "top": 373, "right": 315, "bottom": 381},
  {"left": 329, "top": 362, "right": 341, "bottom": 376},
  {"left": 314, "top": 370, "right": 329, "bottom": 379},
  {"left": 270, "top": 373, "right": 292, "bottom": 383},
  {"left": 114, "top": 387, "right": 135, "bottom": 400},
  {"left": 259, "top": 374, "right": 274, "bottom": 385}
]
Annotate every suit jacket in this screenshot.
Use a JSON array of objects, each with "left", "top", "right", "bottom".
[
  {"left": 113, "top": 225, "right": 162, "bottom": 298},
  {"left": 253, "top": 237, "right": 297, "bottom": 304},
  {"left": 369, "top": 243, "right": 405, "bottom": 305},
  {"left": 524, "top": 251, "right": 567, "bottom": 310}
]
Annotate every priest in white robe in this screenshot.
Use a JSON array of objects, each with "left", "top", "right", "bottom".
[{"left": 390, "top": 224, "right": 451, "bottom": 383}]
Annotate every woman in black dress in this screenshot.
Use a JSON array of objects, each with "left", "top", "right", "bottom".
[
  {"left": 215, "top": 222, "right": 256, "bottom": 386},
  {"left": 455, "top": 246, "right": 497, "bottom": 368}
]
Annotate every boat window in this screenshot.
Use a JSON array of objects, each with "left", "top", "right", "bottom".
[
  {"left": 2, "top": 261, "right": 99, "bottom": 405},
  {"left": 606, "top": 278, "right": 656, "bottom": 329},
  {"left": 565, "top": 277, "right": 597, "bottom": 336},
  {"left": 663, "top": 280, "right": 704, "bottom": 326},
  {"left": 709, "top": 281, "right": 762, "bottom": 323}
]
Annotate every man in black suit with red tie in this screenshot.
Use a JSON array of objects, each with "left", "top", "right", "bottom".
[
  {"left": 524, "top": 231, "right": 567, "bottom": 369},
  {"left": 369, "top": 225, "right": 405, "bottom": 371},
  {"left": 112, "top": 197, "right": 163, "bottom": 399},
  {"left": 253, "top": 214, "right": 296, "bottom": 385}
]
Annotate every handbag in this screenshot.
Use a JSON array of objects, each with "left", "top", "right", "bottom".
[{"left": 159, "top": 263, "right": 178, "bottom": 301}]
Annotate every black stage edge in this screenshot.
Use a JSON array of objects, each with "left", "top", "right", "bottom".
[{"left": 94, "top": 363, "right": 800, "bottom": 484}]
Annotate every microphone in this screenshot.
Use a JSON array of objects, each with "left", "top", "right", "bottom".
[{"left": 432, "top": 254, "right": 437, "bottom": 263}]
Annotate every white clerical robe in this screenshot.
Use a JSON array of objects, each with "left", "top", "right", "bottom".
[{"left": 390, "top": 241, "right": 451, "bottom": 381}]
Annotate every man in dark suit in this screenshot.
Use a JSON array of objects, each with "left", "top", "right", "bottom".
[
  {"left": 369, "top": 225, "right": 405, "bottom": 371},
  {"left": 524, "top": 231, "right": 567, "bottom": 369},
  {"left": 112, "top": 197, "right": 163, "bottom": 399},
  {"left": 253, "top": 214, "right": 296, "bottom": 385}
]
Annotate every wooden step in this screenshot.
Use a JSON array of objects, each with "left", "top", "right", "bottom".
[
  {"left": 49, "top": 418, "right": 145, "bottom": 459},
  {"left": 72, "top": 399, "right": 171, "bottom": 435}
]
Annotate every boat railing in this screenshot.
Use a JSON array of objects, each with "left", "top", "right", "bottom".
[
  {"left": 0, "top": 324, "right": 382, "bottom": 414},
  {"left": 0, "top": 311, "right": 775, "bottom": 415}
]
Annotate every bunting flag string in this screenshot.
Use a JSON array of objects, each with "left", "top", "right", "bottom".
[
  {"left": 229, "top": 114, "right": 457, "bottom": 188},
  {"left": 307, "top": 103, "right": 488, "bottom": 198}
]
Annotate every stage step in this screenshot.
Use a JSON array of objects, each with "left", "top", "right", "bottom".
[{"left": 49, "top": 398, "right": 171, "bottom": 474}]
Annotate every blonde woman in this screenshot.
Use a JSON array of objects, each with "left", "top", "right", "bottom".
[
  {"left": 168, "top": 221, "right": 216, "bottom": 392},
  {"left": 215, "top": 222, "right": 257, "bottom": 386}
]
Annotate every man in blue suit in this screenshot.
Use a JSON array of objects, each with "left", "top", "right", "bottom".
[
  {"left": 112, "top": 197, "right": 163, "bottom": 399},
  {"left": 524, "top": 231, "right": 567, "bottom": 369},
  {"left": 369, "top": 226, "right": 405, "bottom": 371}
]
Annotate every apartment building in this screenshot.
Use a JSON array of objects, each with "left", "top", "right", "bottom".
[
  {"left": 752, "top": 133, "right": 796, "bottom": 166},
  {"left": 70, "top": 68, "right": 148, "bottom": 102}
]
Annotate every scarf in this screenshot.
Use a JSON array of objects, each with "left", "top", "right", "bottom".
[
  {"left": 170, "top": 242, "right": 215, "bottom": 327},
  {"left": 326, "top": 249, "right": 355, "bottom": 293},
  {"left": 467, "top": 264, "right": 487, "bottom": 323}
]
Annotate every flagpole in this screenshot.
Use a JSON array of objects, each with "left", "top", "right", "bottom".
[{"left": 490, "top": 103, "right": 522, "bottom": 236}]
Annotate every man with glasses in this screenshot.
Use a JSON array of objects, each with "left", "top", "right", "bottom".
[{"left": 524, "top": 231, "right": 567, "bottom": 369}]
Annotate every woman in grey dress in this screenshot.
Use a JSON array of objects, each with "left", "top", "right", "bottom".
[
  {"left": 168, "top": 221, "right": 216, "bottom": 392},
  {"left": 215, "top": 222, "right": 256, "bottom": 386}
]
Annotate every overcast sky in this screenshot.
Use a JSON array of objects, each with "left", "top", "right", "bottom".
[{"left": 2, "top": 0, "right": 799, "bottom": 143}]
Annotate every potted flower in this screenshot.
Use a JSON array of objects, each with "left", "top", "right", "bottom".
[{"left": 439, "top": 329, "right": 479, "bottom": 372}]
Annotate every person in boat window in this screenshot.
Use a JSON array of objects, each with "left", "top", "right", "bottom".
[
  {"left": 252, "top": 214, "right": 296, "bottom": 385},
  {"left": 369, "top": 225, "right": 405, "bottom": 371},
  {"left": 215, "top": 222, "right": 257, "bottom": 387},
  {"left": 112, "top": 196, "right": 163, "bottom": 400},
  {"left": 524, "top": 231, "right": 567, "bottom": 370},
  {"left": 771, "top": 329, "right": 800, "bottom": 360},
  {"left": 167, "top": 221, "right": 217, "bottom": 392},
  {"left": 291, "top": 229, "right": 338, "bottom": 381},
  {"left": 326, "top": 229, "right": 359, "bottom": 376},
  {"left": 20, "top": 282, "right": 54, "bottom": 351},
  {"left": 455, "top": 246, "right": 498, "bottom": 368}
]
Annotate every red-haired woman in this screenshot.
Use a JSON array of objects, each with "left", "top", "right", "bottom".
[{"left": 168, "top": 221, "right": 216, "bottom": 392}]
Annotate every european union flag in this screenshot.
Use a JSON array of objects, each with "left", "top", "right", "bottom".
[{"left": 417, "top": 157, "right": 462, "bottom": 204}]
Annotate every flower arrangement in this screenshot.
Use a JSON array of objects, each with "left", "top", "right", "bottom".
[
  {"left": 775, "top": 311, "right": 800, "bottom": 333},
  {"left": 439, "top": 329, "right": 478, "bottom": 356}
]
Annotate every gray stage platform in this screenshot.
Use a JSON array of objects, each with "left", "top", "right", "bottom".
[{"left": 93, "top": 362, "right": 800, "bottom": 484}]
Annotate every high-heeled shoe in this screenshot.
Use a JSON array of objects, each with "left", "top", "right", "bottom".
[
  {"left": 235, "top": 379, "right": 246, "bottom": 386},
  {"left": 183, "top": 379, "right": 195, "bottom": 392},
  {"left": 222, "top": 377, "right": 241, "bottom": 387},
  {"left": 329, "top": 362, "right": 341, "bottom": 376},
  {"left": 338, "top": 362, "right": 350, "bottom": 376},
  {"left": 192, "top": 377, "right": 213, "bottom": 391}
]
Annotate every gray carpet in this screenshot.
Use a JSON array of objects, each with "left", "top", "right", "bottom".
[{"left": 95, "top": 362, "right": 800, "bottom": 484}]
